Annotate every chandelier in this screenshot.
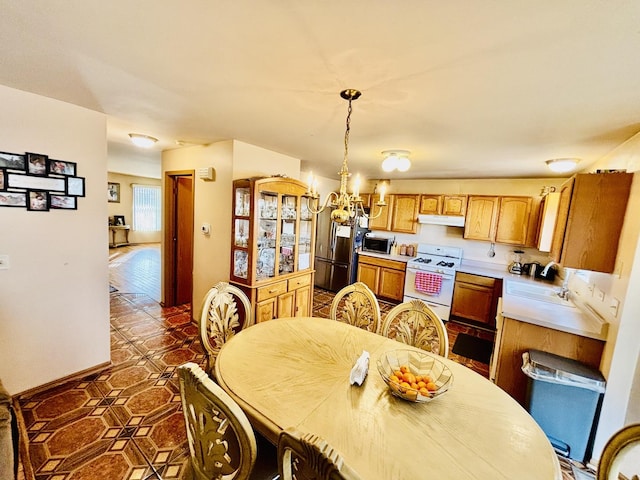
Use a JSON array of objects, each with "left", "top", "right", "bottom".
[{"left": 306, "top": 89, "right": 387, "bottom": 224}]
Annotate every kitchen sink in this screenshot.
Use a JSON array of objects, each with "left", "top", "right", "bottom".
[{"left": 505, "top": 281, "right": 576, "bottom": 307}]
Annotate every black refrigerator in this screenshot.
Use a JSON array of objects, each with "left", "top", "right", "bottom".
[{"left": 314, "top": 210, "right": 369, "bottom": 292}]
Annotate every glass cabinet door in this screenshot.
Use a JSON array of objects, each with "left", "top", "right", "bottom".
[
  {"left": 232, "top": 186, "right": 251, "bottom": 279},
  {"left": 257, "top": 192, "right": 277, "bottom": 280},
  {"left": 280, "top": 195, "right": 297, "bottom": 274}
]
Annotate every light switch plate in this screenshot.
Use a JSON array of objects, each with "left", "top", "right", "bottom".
[
  {"left": 0, "top": 254, "right": 9, "bottom": 270},
  {"left": 610, "top": 298, "right": 620, "bottom": 318}
]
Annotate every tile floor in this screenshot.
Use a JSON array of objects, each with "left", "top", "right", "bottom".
[{"left": 14, "top": 244, "right": 587, "bottom": 480}]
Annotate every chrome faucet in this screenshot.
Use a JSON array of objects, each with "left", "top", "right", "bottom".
[
  {"left": 557, "top": 268, "right": 574, "bottom": 300},
  {"left": 540, "top": 260, "right": 556, "bottom": 276}
]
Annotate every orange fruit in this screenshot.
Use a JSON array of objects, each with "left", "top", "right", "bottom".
[
  {"left": 400, "top": 365, "right": 410, "bottom": 374},
  {"left": 393, "top": 370, "right": 403, "bottom": 379},
  {"left": 419, "top": 387, "right": 430, "bottom": 397},
  {"left": 404, "top": 389, "right": 418, "bottom": 401},
  {"left": 417, "top": 381, "right": 427, "bottom": 389},
  {"left": 402, "top": 372, "right": 416, "bottom": 384},
  {"left": 426, "top": 382, "right": 437, "bottom": 392}
]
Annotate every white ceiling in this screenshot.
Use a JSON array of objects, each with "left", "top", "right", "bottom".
[{"left": 2, "top": 1, "right": 640, "bottom": 180}]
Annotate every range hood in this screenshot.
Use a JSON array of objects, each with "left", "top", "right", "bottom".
[{"left": 417, "top": 214, "right": 465, "bottom": 227}]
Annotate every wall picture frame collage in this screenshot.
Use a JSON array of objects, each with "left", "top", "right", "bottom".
[{"left": 0, "top": 150, "right": 84, "bottom": 211}]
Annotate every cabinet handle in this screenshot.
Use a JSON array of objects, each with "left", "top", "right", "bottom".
[{"left": 269, "top": 288, "right": 278, "bottom": 293}]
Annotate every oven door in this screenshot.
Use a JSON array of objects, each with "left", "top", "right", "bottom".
[{"left": 403, "top": 267, "right": 455, "bottom": 321}]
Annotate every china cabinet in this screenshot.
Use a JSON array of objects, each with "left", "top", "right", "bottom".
[{"left": 230, "top": 177, "right": 316, "bottom": 321}]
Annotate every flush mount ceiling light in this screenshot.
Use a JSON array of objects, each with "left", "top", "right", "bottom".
[
  {"left": 128, "top": 133, "right": 158, "bottom": 148},
  {"left": 546, "top": 158, "right": 580, "bottom": 173},
  {"left": 381, "top": 150, "right": 411, "bottom": 172}
]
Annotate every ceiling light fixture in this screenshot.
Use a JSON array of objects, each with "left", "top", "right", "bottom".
[
  {"left": 381, "top": 150, "right": 411, "bottom": 172},
  {"left": 128, "top": 133, "right": 158, "bottom": 148},
  {"left": 306, "top": 89, "right": 387, "bottom": 224},
  {"left": 546, "top": 158, "right": 580, "bottom": 173}
]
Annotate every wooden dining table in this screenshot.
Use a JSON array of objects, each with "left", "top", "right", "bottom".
[{"left": 214, "top": 317, "right": 562, "bottom": 479}]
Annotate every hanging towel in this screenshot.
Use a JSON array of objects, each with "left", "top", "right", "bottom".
[{"left": 415, "top": 271, "right": 443, "bottom": 295}]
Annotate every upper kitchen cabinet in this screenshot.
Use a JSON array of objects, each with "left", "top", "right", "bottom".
[
  {"left": 230, "top": 177, "right": 317, "bottom": 320},
  {"left": 390, "top": 194, "right": 420, "bottom": 233},
  {"left": 369, "top": 194, "right": 420, "bottom": 233},
  {"left": 550, "top": 172, "right": 633, "bottom": 273},
  {"left": 464, "top": 195, "right": 537, "bottom": 246},
  {"left": 419, "top": 194, "right": 467, "bottom": 216}
]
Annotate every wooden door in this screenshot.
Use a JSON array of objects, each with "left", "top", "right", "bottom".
[
  {"left": 495, "top": 196, "right": 532, "bottom": 245},
  {"left": 463, "top": 196, "right": 499, "bottom": 241},
  {"left": 391, "top": 194, "right": 419, "bottom": 233},
  {"left": 378, "top": 268, "right": 405, "bottom": 301},
  {"left": 163, "top": 171, "right": 194, "bottom": 307},
  {"left": 294, "top": 285, "right": 311, "bottom": 317},
  {"left": 368, "top": 194, "right": 393, "bottom": 231},
  {"left": 277, "top": 291, "right": 295, "bottom": 318},
  {"left": 442, "top": 195, "right": 467, "bottom": 216},
  {"left": 256, "top": 297, "right": 277, "bottom": 322},
  {"left": 549, "top": 177, "right": 575, "bottom": 263},
  {"left": 419, "top": 194, "right": 442, "bottom": 214},
  {"left": 357, "top": 262, "right": 380, "bottom": 295}
]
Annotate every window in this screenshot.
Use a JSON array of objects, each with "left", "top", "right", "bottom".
[{"left": 132, "top": 184, "right": 161, "bottom": 232}]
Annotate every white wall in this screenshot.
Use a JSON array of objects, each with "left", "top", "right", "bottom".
[
  {"left": 108, "top": 141, "right": 161, "bottom": 179},
  {"left": 0, "top": 85, "right": 110, "bottom": 394}
]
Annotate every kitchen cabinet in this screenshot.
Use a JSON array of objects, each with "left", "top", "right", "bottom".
[
  {"left": 464, "top": 195, "right": 537, "bottom": 246},
  {"left": 535, "top": 192, "right": 560, "bottom": 252},
  {"left": 492, "top": 315, "right": 604, "bottom": 405},
  {"left": 550, "top": 172, "right": 633, "bottom": 273},
  {"left": 368, "top": 194, "right": 419, "bottom": 234},
  {"left": 451, "top": 272, "right": 502, "bottom": 329},
  {"left": 357, "top": 255, "right": 406, "bottom": 302},
  {"left": 419, "top": 194, "right": 467, "bottom": 216},
  {"left": 390, "top": 194, "right": 420, "bottom": 233},
  {"left": 230, "top": 177, "right": 316, "bottom": 321}
]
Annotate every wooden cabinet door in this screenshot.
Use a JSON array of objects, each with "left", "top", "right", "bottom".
[
  {"left": 357, "top": 262, "right": 380, "bottom": 294},
  {"left": 549, "top": 177, "right": 575, "bottom": 263},
  {"left": 495, "top": 196, "right": 533, "bottom": 245},
  {"left": 451, "top": 282, "right": 494, "bottom": 325},
  {"left": 391, "top": 194, "right": 419, "bottom": 233},
  {"left": 294, "top": 285, "right": 311, "bottom": 317},
  {"left": 368, "top": 194, "right": 393, "bottom": 231},
  {"left": 256, "top": 297, "right": 277, "bottom": 323},
  {"left": 442, "top": 195, "right": 467, "bottom": 216},
  {"left": 277, "top": 291, "right": 295, "bottom": 318},
  {"left": 419, "top": 194, "right": 442, "bottom": 214},
  {"left": 378, "top": 268, "right": 405, "bottom": 301},
  {"left": 464, "top": 196, "right": 499, "bottom": 241}
]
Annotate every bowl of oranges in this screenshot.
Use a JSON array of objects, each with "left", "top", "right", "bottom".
[{"left": 376, "top": 349, "right": 453, "bottom": 403}]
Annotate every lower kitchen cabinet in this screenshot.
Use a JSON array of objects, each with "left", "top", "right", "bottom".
[
  {"left": 451, "top": 272, "right": 502, "bottom": 329},
  {"left": 491, "top": 315, "right": 605, "bottom": 406},
  {"left": 236, "top": 272, "right": 313, "bottom": 322},
  {"left": 357, "top": 255, "right": 406, "bottom": 302}
]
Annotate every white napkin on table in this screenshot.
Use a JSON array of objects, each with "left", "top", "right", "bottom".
[{"left": 349, "top": 350, "right": 370, "bottom": 386}]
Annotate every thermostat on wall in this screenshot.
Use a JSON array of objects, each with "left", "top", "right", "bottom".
[{"left": 198, "top": 167, "right": 215, "bottom": 181}]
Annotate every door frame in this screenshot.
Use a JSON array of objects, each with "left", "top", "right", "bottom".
[{"left": 163, "top": 170, "right": 195, "bottom": 307}]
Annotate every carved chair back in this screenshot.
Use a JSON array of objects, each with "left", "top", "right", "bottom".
[
  {"left": 177, "top": 362, "right": 257, "bottom": 480},
  {"left": 597, "top": 424, "right": 640, "bottom": 480},
  {"left": 199, "top": 282, "right": 254, "bottom": 376},
  {"left": 278, "top": 428, "right": 361, "bottom": 480},
  {"left": 329, "top": 282, "right": 381, "bottom": 333},
  {"left": 380, "top": 299, "right": 449, "bottom": 357}
]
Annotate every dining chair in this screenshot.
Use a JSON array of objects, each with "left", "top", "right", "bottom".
[
  {"left": 278, "top": 428, "right": 361, "bottom": 480},
  {"left": 178, "top": 362, "right": 258, "bottom": 480},
  {"left": 597, "top": 423, "right": 640, "bottom": 480},
  {"left": 329, "top": 282, "right": 381, "bottom": 333},
  {"left": 380, "top": 299, "right": 449, "bottom": 357},
  {"left": 199, "top": 282, "right": 254, "bottom": 376}
]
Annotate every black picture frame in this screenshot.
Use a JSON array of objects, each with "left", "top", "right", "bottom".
[
  {"left": 49, "top": 194, "right": 77, "bottom": 210},
  {"left": 0, "top": 151, "right": 26, "bottom": 171},
  {"left": 114, "top": 215, "right": 126, "bottom": 226},
  {"left": 66, "top": 176, "right": 85, "bottom": 197},
  {"left": 0, "top": 191, "right": 26, "bottom": 207},
  {"left": 0, "top": 168, "right": 5, "bottom": 191},
  {"left": 108, "top": 182, "right": 120, "bottom": 203},
  {"left": 48, "top": 159, "right": 77, "bottom": 176},
  {"left": 27, "top": 190, "right": 49, "bottom": 211},
  {"left": 26, "top": 152, "right": 48, "bottom": 176}
]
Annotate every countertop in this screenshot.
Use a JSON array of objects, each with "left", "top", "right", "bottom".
[{"left": 357, "top": 250, "right": 413, "bottom": 263}]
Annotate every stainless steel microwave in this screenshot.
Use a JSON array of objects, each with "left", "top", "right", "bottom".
[{"left": 362, "top": 234, "right": 393, "bottom": 254}]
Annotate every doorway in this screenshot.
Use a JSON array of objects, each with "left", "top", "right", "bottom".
[{"left": 163, "top": 170, "right": 194, "bottom": 307}]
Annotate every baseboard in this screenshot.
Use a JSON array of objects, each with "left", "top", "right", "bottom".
[{"left": 14, "top": 361, "right": 112, "bottom": 399}]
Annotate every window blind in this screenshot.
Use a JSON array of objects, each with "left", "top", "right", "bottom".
[{"left": 132, "top": 184, "right": 161, "bottom": 232}]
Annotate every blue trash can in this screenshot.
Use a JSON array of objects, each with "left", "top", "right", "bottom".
[{"left": 522, "top": 350, "right": 606, "bottom": 464}]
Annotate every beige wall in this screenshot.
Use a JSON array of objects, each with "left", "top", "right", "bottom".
[
  {"left": 161, "top": 139, "right": 302, "bottom": 314},
  {"left": 0, "top": 85, "right": 110, "bottom": 394},
  {"left": 107, "top": 172, "right": 162, "bottom": 244}
]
